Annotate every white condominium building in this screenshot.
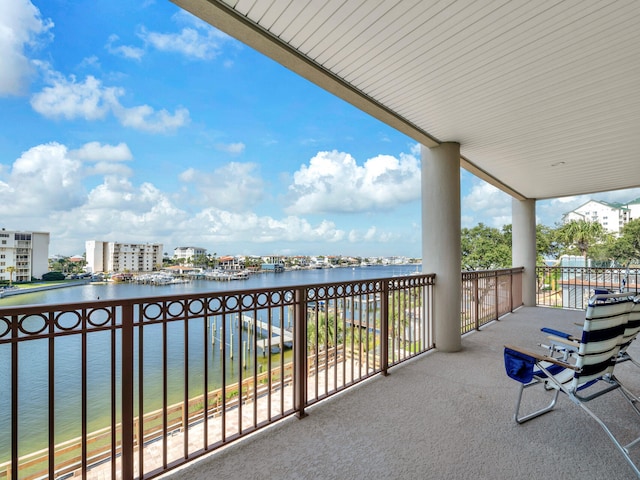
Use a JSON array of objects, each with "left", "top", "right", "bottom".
[
  {"left": 86, "top": 240, "right": 163, "bottom": 273},
  {"left": 562, "top": 198, "right": 640, "bottom": 235},
  {"left": 0, "top": 228, "right": 50, "bottom": 282},
  {"left": 173, "top": 246, "right": 207, "bottom": 265}
]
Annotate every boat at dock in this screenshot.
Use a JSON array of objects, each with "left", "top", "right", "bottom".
[
  {"left": 204, "top": 269, "right": 251, "bottom": 281},
  {"left": 133, "top": 273, "right": 190, "bottom": 285}
]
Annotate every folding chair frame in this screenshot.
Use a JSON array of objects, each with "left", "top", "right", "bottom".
[{"left": 505, "top": 293, "right": 640, "bottom": 477}]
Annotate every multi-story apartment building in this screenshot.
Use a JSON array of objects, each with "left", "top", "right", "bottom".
[
  {"left": 173, "top": 246, "right": 207, "bottom": 265},
  {"left": 563, "top": 198, "right": 640, "bottom": 235},
  {"left": 0, "top": 228, "right": 50, "bottom": 282},
  {"left": 86, "top": 240, "right": 163, "bottom": 273}
]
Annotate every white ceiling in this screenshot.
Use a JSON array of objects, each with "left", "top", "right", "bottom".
[{"left": 172, "top": 0, "right": 640, "bottom": 201}]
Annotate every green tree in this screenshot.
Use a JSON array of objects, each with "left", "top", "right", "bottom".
[
  {"left": 6, "top": 266, "right": 16, "bottom": 286},
  {"left": 461, "top": 223, "right": 511, "bottom": 270},
  {"left": 607, "top": 219, "right": 640, "bottom": 266},
  {"left": 307, "top": 310, "right": 342, "bottom": 354},
  {"left": 589, "top": 234, "right": 620, "bottom": 267},
  {"left": 244, "top": 256, "right": 262, "bottom": 269},
  {"left": 536, "top": 224, "right": 562, "bottom": 264},
  {"left": 193, "top": 254, "right": 209, "bottom": 268},
  {"left": 209, "top": 253, "right": 220, "bottom": 269},
  {"left": 49, "top": 257, "right": 70, "bottom": 273},
  {"left": 557, "top": 219, "right": 606, "bottom": 261},
  {"left": 42, "top": 271, "right": 66, "bottom": 281},
  {"left": 390, "top": 289, "right": 422, "bottom": 348}
]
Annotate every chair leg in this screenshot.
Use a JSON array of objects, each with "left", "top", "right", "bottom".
[
  {"left": 514, "top": 381, "right": 561, "bottom": 424},
  {"left": 618, "top": 382, "right": 640, "bottom": 413},
  {"left": 576, "top": 397, "right": 640, "bottom": 478}
]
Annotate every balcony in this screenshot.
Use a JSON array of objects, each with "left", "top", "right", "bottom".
[
  {"left": 161, "top": 305, "right": 640, "bottom": 480},
  {"left": 2, "top": 268, "right": 639, "bottom": 479}
]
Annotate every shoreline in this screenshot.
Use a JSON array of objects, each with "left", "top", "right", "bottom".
[{"left": 0, "top": 280, "right": 89, "bottom": 298}]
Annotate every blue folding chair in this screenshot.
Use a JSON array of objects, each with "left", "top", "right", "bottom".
[{"left": 504, "top": 293, "right": 640, "bottom": 477}]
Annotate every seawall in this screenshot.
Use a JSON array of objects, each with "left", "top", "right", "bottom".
[{"left": 0, "top": 280, "right": 89, "bottom": 298}]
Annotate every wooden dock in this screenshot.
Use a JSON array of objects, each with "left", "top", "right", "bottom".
[{"left": 241, "top": 314, "right": 294, "bottom": 351}]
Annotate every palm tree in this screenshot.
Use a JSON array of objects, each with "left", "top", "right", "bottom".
[
  {"left": 307, "top": 310, "right": 342, "bottom": 354},
  {"left": 6, "top": 266, "right": 16, "bottom": 286},
  {"left": 558, "top": 219, "right": 606, "bottom": 262}
]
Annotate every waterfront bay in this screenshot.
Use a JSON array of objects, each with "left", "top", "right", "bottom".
[
  {"left": 0, "top": 264, "right": 419, "bottom": 307},
  {"left": 0, "top": 265, "right": 419, "bottom": 464}
]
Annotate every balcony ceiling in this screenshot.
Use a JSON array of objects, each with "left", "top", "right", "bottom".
[{"left": 172, "top": 0, "right": 640, "bottom": 201}]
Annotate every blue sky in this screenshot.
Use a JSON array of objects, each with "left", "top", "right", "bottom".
[{"left": 2, "top": 0, "right": 640, "bottom": 258}]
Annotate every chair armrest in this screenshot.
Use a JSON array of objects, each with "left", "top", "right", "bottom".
[
  {"left": 504, "top": 344, "right": 580, "bottom": 371},
  {"left": 546, "top": 335, "right": 579, "bottom": 348},
  {"left": 541, "top": 327, "right": 578, "bottom": 340}
]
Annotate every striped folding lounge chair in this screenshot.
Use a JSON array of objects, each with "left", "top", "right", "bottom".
[
  {"left": 504, "top": 293, "right": 640, "bottom": 477},
  {"left": 617, "top": 296, "right": 640, "bottom": 367},
  {"left": 540, "top": 293, "right": 640, "bottom": 368}
]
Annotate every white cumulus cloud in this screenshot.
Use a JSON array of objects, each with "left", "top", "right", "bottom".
[
  {"left": 105, "top": 34, "right": 145, "bottom": 60},
  {"left": 216, "top": 142, "right": 245, "bottom": 154},
  {"left": 104, "top": 10, "right": 235, "bottom": 63},
  {"left": 286, "top": 150, "right": 421, "bottom": 214},
  {"left": 0, "top": 142, "right": 85, "bottom": 214},
  {"left": 347, "top": 226, "right": 399, "bottom": 244},
  {"left": 138, "top": 21, "right": 231, "bottom": 60},
  {"left": 70, "top": 142, "right": 133, "bottom": 162},
  {"left": 183, "top": 209, "right": 345, "bottom": 243},
  {"left": 461, "top": 181, "right": 511, "bottom": 228},
  {"left": 31, "top": 73, "right": 122, "bottom": 120},
  {"left": 0, "top": 0, "right": 53, "bottom": 96},
  {"left": 50, "top": 178, "right": 188, "bottom": 246},
  {"left": 0, "top": 142, "right": 141, "bottom": 221},
  {"left": 113, "top": 103, "right": 190, "bottom": 133},
  {"left": 179, "top": 162, "right": 265, "bottom": 211},
  {"left": 30, "top": 71, "right": 190, "bottom": 133},
  {"left": 1, "top": 140, "right": 411, "bottom": 256}
]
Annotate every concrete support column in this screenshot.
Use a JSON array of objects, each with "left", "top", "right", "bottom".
[
  {"left": 512, "top": 198, "right": 537, "bottom": 306},
  {"left": 422, "top": 143, "right": 461, "bottom": 352}
]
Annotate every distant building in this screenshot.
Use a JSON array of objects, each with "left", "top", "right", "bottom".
[
  {"left": 628, "top": 197, "right": 640, "bottom": 221},
  {"left": 86, "top": 240, "right": 163, "bottom": 273},
  {"left": 562, "top": 199, "right": 639, "bottom": 235},
  {"left": 173, "top": 246, "right": 207, "bottom": 265},
  {"left": 0, "top": 228, "right": 50, "bottom": 282},
  {"left": 218, "top": 255, "right": 244, "bottom": 271},
  {"left": 261, "top": 255, "right": 285, "bottom": 272}
]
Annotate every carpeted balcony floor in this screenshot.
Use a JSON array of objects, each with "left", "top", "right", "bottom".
[{"left": 160, "top": 306, "right": 640, "bottom": 480}]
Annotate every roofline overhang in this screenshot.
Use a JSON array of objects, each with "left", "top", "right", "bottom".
[{"left": 171, "top": 0, "right": 528, "bottom": 201}]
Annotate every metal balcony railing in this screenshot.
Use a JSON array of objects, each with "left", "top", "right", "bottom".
[
  {"left": 0, "top": 268, "right": 527, "bottom": 479},
  {"left": 536, "top": 266, "right": 640, "bottom": 309},
  {"left": 461, "top": 267, "right": 523, "bottom": 333}
]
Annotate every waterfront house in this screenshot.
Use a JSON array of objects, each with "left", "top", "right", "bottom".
[{"left": 217, "top": 255, "right": 244, "bottom": 271}]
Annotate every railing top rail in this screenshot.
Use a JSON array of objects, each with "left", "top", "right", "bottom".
[
  {"left": 462, "top": 267, "right": 524, "bottom": 279},
  {"left": 541, "top": 266, "right": 640, "bottom": 271}
]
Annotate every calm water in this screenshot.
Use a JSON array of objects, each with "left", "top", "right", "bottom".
[
  {"left": 0, "top": 264, "right": 420, "bottom": 307},
  {"left": 0, "top": 265, "right": 419, "bottom": 462}
]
